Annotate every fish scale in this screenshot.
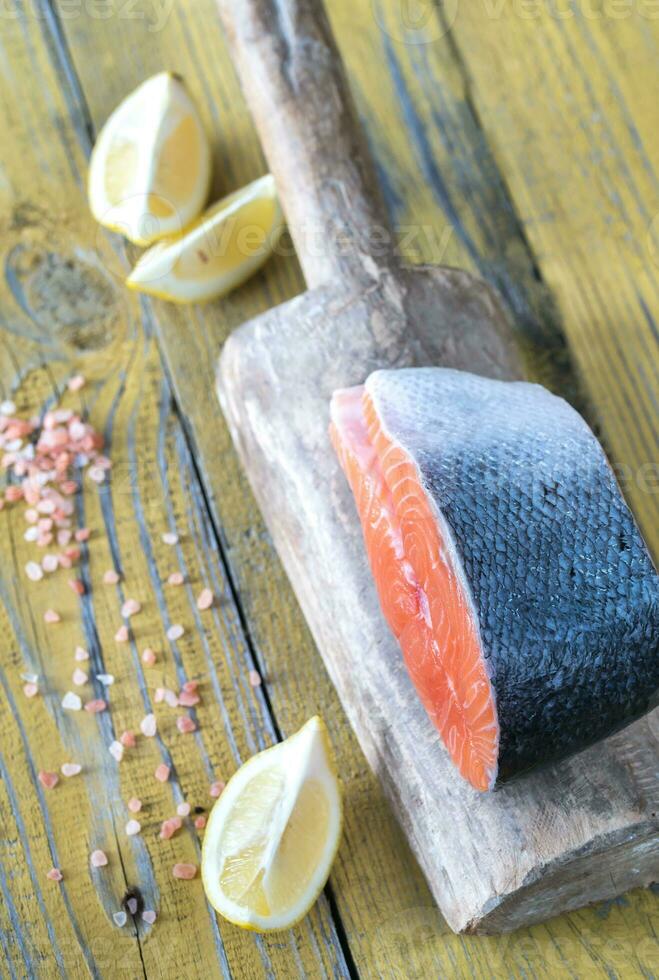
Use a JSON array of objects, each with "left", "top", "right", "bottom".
[{"left": 332, "top": 367, "right": 659, "bottom": 788}]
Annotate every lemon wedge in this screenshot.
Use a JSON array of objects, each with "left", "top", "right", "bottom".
[
  {"left": 126, "top": 174, "right": 284, "bottom": 303},
  {"left": 88, "top": 72, "right": 211, "bottom": 245},
  {"left": 202, "top": 716, "right": 342, "bottom": 932}
]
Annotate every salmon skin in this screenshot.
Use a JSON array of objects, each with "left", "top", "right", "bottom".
[{"left": 330, "top": 367, "right": 659, "bottom": 791}]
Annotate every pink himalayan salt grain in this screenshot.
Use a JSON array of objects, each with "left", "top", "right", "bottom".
[
  {"left": 6, "top": 485, "right": 24, "bottom": 502},
  {"left": 74, "top": 646, "right": 89, "bottom": 661},
  {"left": 127, "top": 797, "right": 142, "bottom": 813},
  {"left": 154, "top": 763, "right": 170, "bottom": 783},
  {"left": 38, "top": 770, "right": 59, "bottom": 790},
  {"left": 154, "top": 688, "right": 165, "bottom": 704},
  {"left": 176, "top": 802, "right": 191, "bottom": 817},
  {"left": 167, "top": 572, "right": 184, "bottom": 586},
  {"left": 182, "top": 680, "right": 199, "bottom": 694},
  {"left": 162, "top": 532, "right": 178, "bottom": 546},
  {"left": 194, "top": 815, "right": 206, "bottom": 831},
  {"left": 58, "top": 554, "right": 72, "bottom": 569},
  {"left": 68, "top": 578, "right": 85, "bottom": 596},
  {"left": 178, "top": 691, "right": 200, "bottom": 708},
  {"left": 88, "top": 466, "right": 105, "bottom": 484},
  {"left": 57, "top": 530, "right": 72, "bottom": 548},
  {"left": 23, "top": 682, "right": 38, "bottom": 698},
  {"left": 61, "top": 762, "right": 82, "bottom": 777},
  {"left": 120, "top": 730, "right": 136, "bottom": 748},
  {"left": 166, "top": 624, "right": 184, "bottom": 642},
  {"left": 196, "top": 588, "right": 213, "bottom": 611},
  {"left": 103, "top": 569, "right": 120, "bottom": 585},
  {"left": 142, "top": 910, "right": 156, "bottom": 925},
  {"left": 25, "top": 508, "right": 38, "bottom": 524},
  {"left": 127, "top": 897, "right": 138, "bottom": 915},
  {"left": 67, "top": 374, "right": 85, "bottom": 392},
  {"left": 42, "top": 554, "right": 59, "bottom": 573},
  {"left": 44, "top": 609, "right": 61, "bottom": 624},
  {"left": 172, "top": 863, "right": 197, "bottom": 880},
  {"left": 142, "top": 648, "right": 156, "bottom": 667},
  {"left": 176, "top": 716, "right": 196, "bottom": 734},
  {"left": 159, "top": 817, "right": 182, "bottom": 840},
  {"left": 248, "top": 669, "right": 262, "bottom": 688},
  {"left": 84, "top": 699, "right": 107, "bottom": 714},
  {"left": 140, "top": 713, "right": 156, "bottom": 738},
  {"left": 64, "top": 547, "right": 81, "bottom": 563},
  {"left": 90, "top": 850, "right": 108, "bottom": 868},
  {"left": 61, "top": 481, "right": 78, "bottom": 496},
  {"left": 125, "top": 819, "right": 141, "bottom": 836},
  {"left": 72, "top": 668, "right": 88, "bottom": 686},
  {"left": 74, "top": 527, "right": 90, "bottom": 542},
  {"left": 37, "top": 533, "right": 54, "bottom": 548},
  {"left": 114, "top": 625, "right": 129, "bottom": 643},
  {"left": 121, "top": 598, "right": 141, "bottom": 618},
  {"left": 47, "top": 868, "right": 63, "bottom": 882},
  {"left": 209, "top": 781, "right": 225, "bottom": 798},
  {"left": 25, "top": 561, "right": 43, "bottom": 581}
]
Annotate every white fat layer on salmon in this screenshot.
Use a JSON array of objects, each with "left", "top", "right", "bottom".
[{"left": 330, "top": 383, "right": 499, "bottom": 791}]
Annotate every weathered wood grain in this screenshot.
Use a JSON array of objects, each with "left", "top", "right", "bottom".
[
  {"left": 1, "top": 0, "right": 657, "bottom": 973},
  {"left": 0, "top": 6, "right": 349, "bottom": 977}
]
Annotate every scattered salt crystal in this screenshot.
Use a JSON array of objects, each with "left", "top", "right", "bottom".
[
  {"left": 113, "top": 911, "right": 127, "bottom": 927},
  {"left": 182, "top": 680, "right": 198, "bottom": 694},
  {"left": 74, "top": 646, "right": 89, "bottom": 661},
  {"left": 120, "top": 730, "right": 136, "bottom": 748},
  {"left": 85, "top": 699, "right": 107, "bottom": 714},
  {"left": 194, "top": 815, "right": 206, "bottom": 830},
  {"left": 23, "top": 682, "right": 38, "bottom": 698},
  {"left": 72, "top": 668, "right": 88, "bottom": 686},
  {"left": 125, "top": 819, "right": 141, "bottom": 836},
  {"left": 114, "top": 625, "right": 129, "bottom": 643},
  {"left": 38, "top": 770, "right": 59, "bottom": 790},
  {"left": 25, "top": 508, "right": 38, "bottom": 524},
  {"left": 47, "top": 868, "right": 63, "bottom": 882},
  {"left": 109, "top": 741, "right": 124, "bottom": 762},
  {"left": 25, "top": 561, "right": 43, "bottom": 582},
  {"left": 166, "top": 624, "right": 184, "bottom": 641},
  {"left": 56, "top": 529, "right": 72, "bottom": 547},
  {"left": 24, "top": 526, "right": 39, "bottom": 542},
  {"left": 142, "top": 910, "right": 156, "bottom": 925},
  {"left": 167, "top": 572, "right": 184, "bottom": 586},
  {"left": 196, "top": 588, "right": 213, "bottom": 610},
  {"left": 103, "top": 569, "right": 120, "bottom": 585},
  {"left": 42, "top": 554, "right": 59, "bottom": 573},
  {"left": 141, "top": 648, "right": 156, "bottom": 667},
  {"left": 61, "top": 763, "right": 82, "bottom": 777},
  {"left": 62, "top": 691, "right": 82, "bottom": 711},
  {"left": 67, "top": 375, "right": 85, "bottom": 392},
  {"left": 177, "top": 802, "right": 191, "bottom": 817},
  {"left": 44, "top": 609, "right": 61, "bottom": 624},
  {"left": 88, "top": 466, "right": 105, "bottom": 484},
  {"left": 163, "top": 689, "right": 179, "bottom": 708},
  {"left": 176, "top": 716, "right": 196, "bottom": 734},
  {"left": 162, "top": 532, "right": 178, "bottom": 546},
  {"left": 96, "top": 673, "right": 114, "bottom": 686},
  {"left": 178, "top": 691, "right": 200, "bottom": 707},
  {"left": 154, "top": 687, "right": 165, "bottom": 703},
  {"left": 159, "top": 818, "right": 181, "bottom": 840},
  {"left": 0, "top": 400, "right": 16, "bottom": 415},
  {"left": 74, "top": 527, "right": 90, "bottom": 543},
  {"left": 172, "top": 863, "right": 197, "bottom": 880},
  {"left": 68, "top": 578, "right": 85, "bottom": 596},
  {"left": 154, "top": 763, "right": 170, "bottom": 783},
  {"left": 127, "top": 797, "right": 142, "bottom": 813},
  {"left": 20, "top": 671, "right": 38, "bottom": 683},
  {"left": 121, "top": 598, "right": 141, "bottom": 618},
  {"left": 127, "top": 897, "right": 138, "bottom": 915},
  {"left": 209, "top": 781, "right": 225, "bottom": 798},
  {"left": 248, "top": 669, "right": 262, "bottom": 687},
  {"left": 90, "top": 850, "right": 108, "bottom": 868},
  {"left": 140, "top": 713, "right": 156, "bottom": 737}
]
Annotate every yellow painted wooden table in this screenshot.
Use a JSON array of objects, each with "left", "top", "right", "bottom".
[{"left": 1, "top": 1, "right": 657, "bottom": 977}]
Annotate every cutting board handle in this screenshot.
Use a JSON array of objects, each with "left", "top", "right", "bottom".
[{"left": 217, "top": 0, "right": 397, "bottom": 290}]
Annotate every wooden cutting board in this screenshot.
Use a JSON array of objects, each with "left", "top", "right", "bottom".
[{"left": 215, "top": 0, "right": 659, "bottom": 933}]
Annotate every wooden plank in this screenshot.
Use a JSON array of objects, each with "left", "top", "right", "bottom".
[
  {"left": 0, "top": 7, "right": 349, "bottom": 977},
  {"left": 17, "top": 0, "right": 659, "bottom": 975}
]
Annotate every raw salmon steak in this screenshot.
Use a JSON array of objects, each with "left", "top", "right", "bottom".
[{"left": 330, "top": 368, "right": 659, "bottom": 791}]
